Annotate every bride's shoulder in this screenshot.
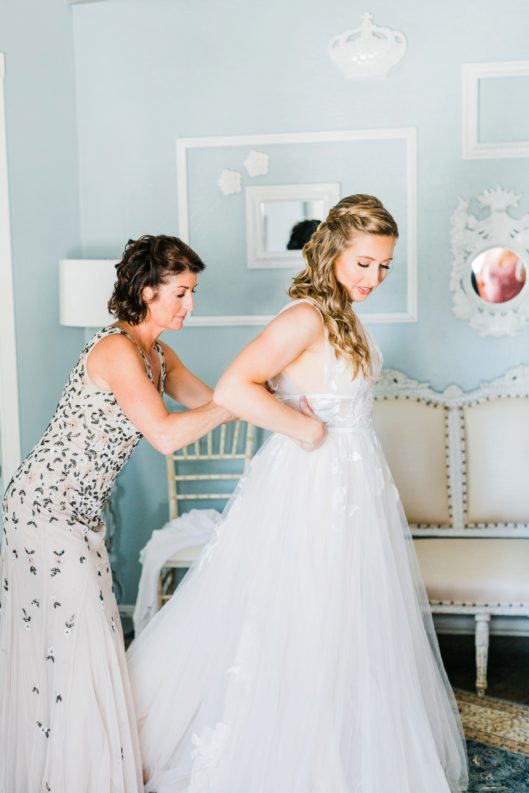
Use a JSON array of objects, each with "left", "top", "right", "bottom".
[
  {"left": 276, "top": 299, "right": 324, "bottom": 326},
  {"left": 266, "top": 300, "right": 324, "bottom": 348}
]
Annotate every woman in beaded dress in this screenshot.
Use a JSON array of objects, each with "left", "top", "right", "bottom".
[
  {"left": 128, "top": 198, "right": 468, "bottom": 793},
  {"left": 0, "top": 235, "right": 231, "bottom": 793}
]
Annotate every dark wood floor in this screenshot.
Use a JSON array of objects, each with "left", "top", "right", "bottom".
[{"left": 438, "top": 632, "right": 529, "bottom": 705}]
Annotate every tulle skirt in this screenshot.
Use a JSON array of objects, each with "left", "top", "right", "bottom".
[{"left": 127, "top": 426, "right": 468, "bottom": 793}]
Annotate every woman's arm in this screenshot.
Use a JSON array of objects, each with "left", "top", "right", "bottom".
[
  {"left": 158, "top": 341, "right": 213, "bottom": 408},
  {"left": 214, "top": 303, "right": 326, "bottom": 450},
  {"left": 87, "top": 335, "right": 230, "bottom": 454}
]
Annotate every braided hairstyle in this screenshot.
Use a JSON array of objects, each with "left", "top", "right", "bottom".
[
  {"left": 108, "top": 235, "right": 205, "bottom": 325},
  {"left": 288, "top": 194, "right": 398, "bottom": 378}
]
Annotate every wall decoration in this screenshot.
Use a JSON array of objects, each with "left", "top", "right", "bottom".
[
  {"left": 450, "top": 187, "right": 529, "bottom": 336},
  {"left": 217, "top": 169, "right": 242, "bottom": 195},
  {"left": 243, "top": 150, "right": 269, "bottom": 177},
  {"left": 462, "top": 60, "right": 529, "bottom": 159},
  {"left": 329, "top": 12, "right": 407, "bottom": 80},
  {"left": 176, "top": 128, "right": 417, "bottom": 326}
]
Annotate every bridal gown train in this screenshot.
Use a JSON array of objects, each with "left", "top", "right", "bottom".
[{"left": 127, "top": 301, "right": 469, "bottom": 793}]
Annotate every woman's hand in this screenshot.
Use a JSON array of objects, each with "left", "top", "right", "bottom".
[{"left": 295, "top": 396, "right": 327, "bottom": 452}]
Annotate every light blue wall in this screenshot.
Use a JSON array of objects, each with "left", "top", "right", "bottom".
[
  {"left": 0, "top": 0, "right": 84, "bottom": 451},
  {"left": 5, "top": 0, "right": 529, "bottom": 603}
]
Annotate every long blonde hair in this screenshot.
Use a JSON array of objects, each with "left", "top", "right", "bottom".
[{"left": 288, "top": 194, "right": 398, "bottom": 377}]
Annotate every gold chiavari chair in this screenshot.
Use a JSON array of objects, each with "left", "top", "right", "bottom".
[{"left": 157, "top": 420, "right": 256, "bottom": 607}]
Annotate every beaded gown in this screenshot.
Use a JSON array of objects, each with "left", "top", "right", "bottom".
[
  {"left": 0, "top": 326, "right": 166, "bottom": 793},
  {"left": 127, "top": 301, "right": 468, "bottom": 793}
]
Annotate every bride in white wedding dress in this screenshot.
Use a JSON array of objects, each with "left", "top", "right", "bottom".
[{"left": 127, "top": 195, "right": 468, "bottom": 793}]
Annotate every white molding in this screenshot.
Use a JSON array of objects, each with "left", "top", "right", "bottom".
[
  {"left": 463, "top": 60, "right": 529, "bottom": 160},
  {"left": 0, "top": 53, "right": 21, "bottom": 485},
  {"left": 185, "top": 310, "right": 416, "bottom": 327},
  {"left": 176, "top": 128, "right": 418, "bottom": 326}
]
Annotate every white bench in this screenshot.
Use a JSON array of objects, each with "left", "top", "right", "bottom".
[{"left": 373, "top": 365, "right": 529, "bottom": 695}]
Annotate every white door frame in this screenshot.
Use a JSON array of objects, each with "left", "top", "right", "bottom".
[{"left": 0, "top": 53, "right": 21, "bottom": 485}]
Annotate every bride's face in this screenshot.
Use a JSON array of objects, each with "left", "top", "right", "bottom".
[{"left": 334, "top": 233, "right": 396, "bottom": 302}]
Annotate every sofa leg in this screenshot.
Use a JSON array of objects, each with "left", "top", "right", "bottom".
[{"left": 475, "top": 613, "right": 490, "bottom": 697}]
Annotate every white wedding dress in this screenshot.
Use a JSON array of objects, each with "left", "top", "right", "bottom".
[{"left": 127, "top": 301, "right": 468, "bottom": 793}]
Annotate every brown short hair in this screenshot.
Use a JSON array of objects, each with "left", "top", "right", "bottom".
[{"left": 108, "top": 235, "right": 205, "bottom": 324}]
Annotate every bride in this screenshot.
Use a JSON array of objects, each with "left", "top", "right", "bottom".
[{"left": 127, "top": 195, "right": 468, "bottom": 793}]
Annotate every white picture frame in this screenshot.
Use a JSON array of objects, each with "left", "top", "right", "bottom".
[
  {"left": 176, "top": 128, "right": 418, "bottom": 327},
  {"left": 462, "top": 60, "right": 529, "bottom": 160}
]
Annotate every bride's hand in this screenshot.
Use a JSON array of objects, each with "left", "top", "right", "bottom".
[{"left": 296, "top": 396, "right": 327, "bottom": 451}]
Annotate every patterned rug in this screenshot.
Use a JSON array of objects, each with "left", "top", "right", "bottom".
[{"left": 456, "top": 691, "right": 529, "bottom": 792}]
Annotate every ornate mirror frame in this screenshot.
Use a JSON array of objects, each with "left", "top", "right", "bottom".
[{"left": 450, "top": 187, "right": 529, "bottom": 336}]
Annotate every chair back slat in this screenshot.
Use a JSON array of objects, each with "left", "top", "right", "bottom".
[
  {"left": 166, "top": 420, "right": 256, "bottom": 520},
  {"left": 231, "top": 420, "right": 241, "bottom": 455}
]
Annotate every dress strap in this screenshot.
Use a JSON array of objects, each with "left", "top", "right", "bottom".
[
  {"left": 84, "top": 326, "right": 165, "bottom": 393},
  {"left": 154, "top": 342, "right": 167, "bottom": 393}
]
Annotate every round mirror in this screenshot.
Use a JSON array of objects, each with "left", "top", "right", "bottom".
[{"left": 470, "top": 247, "right": 527, "bottom": 304}]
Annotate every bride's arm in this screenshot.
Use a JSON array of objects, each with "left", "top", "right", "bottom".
[{"left": 214, "top": 303, "right": 325, "bottom": 449}]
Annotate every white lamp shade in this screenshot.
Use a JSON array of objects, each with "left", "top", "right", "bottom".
[{"left": 59, "top": 259, "right": 118, "bottom": 327}]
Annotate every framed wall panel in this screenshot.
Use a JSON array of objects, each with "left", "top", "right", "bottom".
[
  {"left": 176, "top": 128, "right": 418, "bottom": 326},
  {"left": 463, "top": 60, "right": 529, "bottom": 160}
]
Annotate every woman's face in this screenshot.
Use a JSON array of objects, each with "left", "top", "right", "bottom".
[
  {"left": 334, "top": 233, "right": 396, "bottom": 302},
  {"left": 143, "top": 271, "right": 198, "bottom": 330}
]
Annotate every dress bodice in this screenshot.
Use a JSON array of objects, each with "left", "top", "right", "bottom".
[
  {"left": 268, "top": 300, "right": 383, "bottom": 430},
  {"left": 4, "top": 326, "right": 166, "bottom": 532}
]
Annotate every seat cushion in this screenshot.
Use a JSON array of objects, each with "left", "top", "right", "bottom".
[{"left": 414, "top": 539, "right": 529, "bottom": 606}]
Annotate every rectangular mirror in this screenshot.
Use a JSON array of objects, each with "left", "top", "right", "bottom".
[{"left": 246, "top": 183, "right": 340, "bottom": 268}]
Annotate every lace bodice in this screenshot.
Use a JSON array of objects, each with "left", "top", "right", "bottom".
[
  {"left": 269, "top": 300, "right": 382, "bottom": 430},
  {"left": 4, "top": 326, "right": 166, "bottom": 532}
]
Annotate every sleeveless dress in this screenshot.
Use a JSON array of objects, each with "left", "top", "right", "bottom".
[
  {"left": 0, "top": 326, "right": 166, "bottom": 793},
  {"left": 127, "top": 301, "right": 468, "bottom": 793}
]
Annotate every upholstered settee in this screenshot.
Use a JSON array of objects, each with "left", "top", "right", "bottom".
[{"left": 372, "top": 365, "right": 529, "bottom": 696}]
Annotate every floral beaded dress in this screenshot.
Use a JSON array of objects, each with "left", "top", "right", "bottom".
[
  {"left": 0, "top": 326, "right": 166, "bottom": 793},
  {"left": 127, "top": 301, "right": 468, "bottom": 793}
]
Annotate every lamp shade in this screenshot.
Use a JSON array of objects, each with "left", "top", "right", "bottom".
[{"left": 59, "top": 259, "right": 118, "bottom": 327}]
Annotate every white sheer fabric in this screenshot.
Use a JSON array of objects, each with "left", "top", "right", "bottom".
[
  {"left": 133, "top": 509, "right": 220, "bottom": 637},
  {"left": 127, "top": 301, "right": 468, "bottom": 793}
]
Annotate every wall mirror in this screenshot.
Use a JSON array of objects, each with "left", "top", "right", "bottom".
[
  {"left": 470, "top": 247, "right": 527, "bottom": 304},
  {"left": 450, "top": 188, "right": 529, "bottom": 336},
  {"left": 245, "top": 183, "right": 340, "bottom": 269}
]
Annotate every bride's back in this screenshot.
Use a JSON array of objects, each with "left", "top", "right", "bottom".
[{"left": 269, "top": 299, "right": 381, "bottom": 403}]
